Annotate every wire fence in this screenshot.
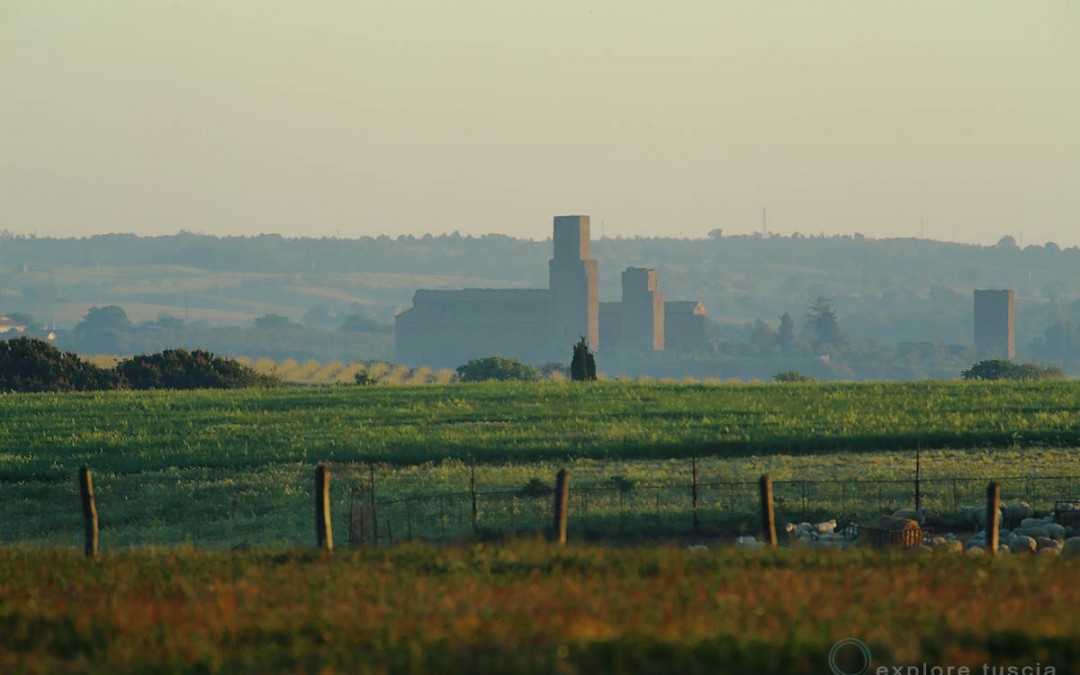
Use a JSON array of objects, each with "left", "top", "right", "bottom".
[
  {"left": 4, "top": 461, "right": 1078, "bottom": 551},
  {"left": 342, "top": 466, "right": 1080, "bottom": 546}
]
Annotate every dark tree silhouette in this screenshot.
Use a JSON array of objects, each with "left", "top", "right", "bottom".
[
  {"left": 805, "top": 297, "right": 842, "bottom": 349},
  {"left": 0, "top": 337, "right": 116, "bottom": 392},
  {"left": 961, "top": 359, "right": 1063, "bottom": 381},
  {"left": 776, "top": 312, "right": 795, "bottom": 346},
  {"left": 72, "top": 305, "right": 132, "bottom": 353},
  {"left": 570, "top": 337, "right": 597, "bottom": 381},
  {"left": 254, "top": 314, "right": 299, "bottom": 330},
  {"left": 117, "top": 349, "right": 276, "bottom": 389}
]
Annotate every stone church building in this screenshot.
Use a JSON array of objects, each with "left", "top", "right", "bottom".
[{"left": 394, "top": 215, "right": 707, "bottom": 368}]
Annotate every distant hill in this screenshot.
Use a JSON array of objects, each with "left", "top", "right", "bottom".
[{"left": 2, "top": 230, "right": 1078, "bottom": 372}]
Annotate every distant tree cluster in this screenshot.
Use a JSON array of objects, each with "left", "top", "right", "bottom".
[
  {"left": 773, "top": 370, "right": 815, "bottom": 383},
  {"left": 0, "top": 337, "right": 277, "bottom": 392},
  {"left": 960, "top": 359, "right": 1065, "bottom": 381},
  {"left": 456, "top": 356, "right": 542, "bottom": 383},
  {"left": 805, "top": 297, "right": 842, "bottom": 349},
  {"left": 117, "top": 349, "right": 278, "bottom": 389},
  {"left": 253, "top": 314, "right": 299, "bottom": 331},
  {"left": 71, "top": 305, "right": 133, "bottom": 354},
  {"left": 0, "top": 337, "right": 117, "bottom": 392}
]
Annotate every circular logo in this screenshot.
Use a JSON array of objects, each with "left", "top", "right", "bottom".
[{"left": 828, "top": 638, "right": 872, "bottom": 675}]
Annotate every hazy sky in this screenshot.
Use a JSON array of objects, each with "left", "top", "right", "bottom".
[{"left": 2, "top": 2, "right": 1077, "bottom": 245}]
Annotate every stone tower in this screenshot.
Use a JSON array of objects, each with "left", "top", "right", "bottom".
[
  {"left": 620, "top": 267, "right": 664, "bottom": 351},
  {"left": 974, "top": 289, "right": 1015, "bottom": 359},
  {"left": 549, "top": 215, "right": 599, "bottom": 349}
]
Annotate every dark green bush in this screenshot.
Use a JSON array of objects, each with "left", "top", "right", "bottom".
[
  {"left": 0, "top": 337, "right": 117, "bottom": 392},
  {"left": 117, "top": 349, "right": 278, "bottom": 390},
  {"left": 773, "top": 370, "right": 815, "bottom": 383},
  {"left": 960, "top": 359, "right": 1064, "bottom": 381},
  {"left": 456, "top": 356, "right": 541, "bottom": 383}
]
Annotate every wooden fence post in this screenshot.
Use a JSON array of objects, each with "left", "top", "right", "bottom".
[
  {"left": 553, "top": 469, "right": 570, "bottom": 545},
  {"left": 349, "top": 486, "right": 356, "bottom": 547},
  {"left": 315, "top": 465, "right": 332, "bottom": 552},
  {"left": 692, "top": 453, "right": 699, "bottom": 531},
  {"left": 79, "top": 467, "right": 98, "bottom": 558},
  {"left": 369, "top": 464, "right": 378, "bottom": 546},
  {"left": 986, "top": 482, "right": 1000, "bottom": 556},
  {"left": 915, "top": 441, "right": 922, "bottom": 511},
  {"left": 759, "top": 474, "right": 777, "bottom": 548},
  {"left": 470, "top": 454, "right": 478, "bottom": 535}
]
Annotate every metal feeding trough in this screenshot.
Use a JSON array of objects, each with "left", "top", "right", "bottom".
[
  {"left": 1054, "top": 501, "right": 1080, "bottom": 528},
  {"left": 855, "top": 516, "right": 927, "bottom": 550}
]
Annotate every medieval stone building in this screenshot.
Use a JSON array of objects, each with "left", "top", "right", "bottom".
[{"left": 394, "top": 215, "right": 707, "bottom": 368}]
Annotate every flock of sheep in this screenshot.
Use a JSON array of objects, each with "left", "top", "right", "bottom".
[{"left": 727, "top": 501, "right": 1080, "bottom": 555}]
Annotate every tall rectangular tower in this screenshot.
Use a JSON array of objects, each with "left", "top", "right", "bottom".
[
  {"left": 974, "top": 289, "right": 1015, "bottom": 359},
  {"left": 621, "top": 267, "right": 664, "bottom": 351},
  {"left": 549, "top": 215, "right": 599, "bottom": 349}
]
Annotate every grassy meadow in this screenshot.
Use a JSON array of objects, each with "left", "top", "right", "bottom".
[
  {"left": 3, "top": 381, "right": 1080, "bottom": 674},
  {"left": 0, "top": 380, "right": 1078, "bottom": 547},
  {"left": 4, "top": 380, "right": 1080, "bottom": 475}
]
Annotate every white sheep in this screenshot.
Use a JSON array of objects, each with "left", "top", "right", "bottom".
[{"left": 815, "top": 519, "right": 837, "bottom": 535}]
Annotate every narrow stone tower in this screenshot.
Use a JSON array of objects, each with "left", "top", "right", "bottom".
[
  {"left": 974, "top": 289, "right": 1015, "bottom": 359},
  {"left": 549, "top": 215, "right": 599, "bottom": 349},
  {"left": 621, "top": 267, "right": 664, "bottom": 351}
]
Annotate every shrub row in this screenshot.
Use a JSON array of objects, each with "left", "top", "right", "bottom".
[{"left": 0, "top": 337, "right": 277, "bottom": 392}]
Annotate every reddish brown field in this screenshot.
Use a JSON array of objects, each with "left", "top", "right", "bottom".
[{"left": 1, "top": 544, "right": 1078, "bottom": 674}]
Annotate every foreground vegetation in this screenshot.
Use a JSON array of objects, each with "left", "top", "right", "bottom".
[{"left": 1, "top": 544, "right": 1077, "bottom": 674}]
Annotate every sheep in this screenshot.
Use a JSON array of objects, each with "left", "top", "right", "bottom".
[
  {"left": 1016, "top": 525, "right": 1048, "bottom": 539},
  {"left": 1043, "top": 523, "right": 1067, "bottom": 540},
  {"left": 1008, "top": 535, "right": 1037, "bottom": 554},
  {"left": 1035, "top": 537, "right": 1062, "bottom": 553},
  {"left": 735, "top": 536, "right": 762, "bottom": 549},
  {"left": 783, "top": 522, "right": 816, "bottom": 541},
  {"left": 1020, "top": 515, "right": 1053, "bottom": 529},
  {"left": 1061, "top": 537, "right": 1080, "bottom": 557},
  {"left": 959, "top": 505, "right": 1001, "bottom": 530},
  {"left": 966, "top": 531, "right": 987, "bottom": 549},
  {"left": 1002, "top": 501, "right": 1033, "bottom": 528},
  {"left": 893, "top": 508, "right": 930, "bottom": 525},
  {"left": 928, "top": 536, "right": 963, "bottom": 553}
]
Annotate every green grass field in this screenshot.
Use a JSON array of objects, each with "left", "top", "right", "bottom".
[
  {"left": 1, "top": 381, "right": 1078, "bottom": 548},
  {"left": 3, "top": 381, "right": 1080, "bottom": 674},
  {"left": 3, "top": 380, "right": 1080, "bottom": 476}
]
